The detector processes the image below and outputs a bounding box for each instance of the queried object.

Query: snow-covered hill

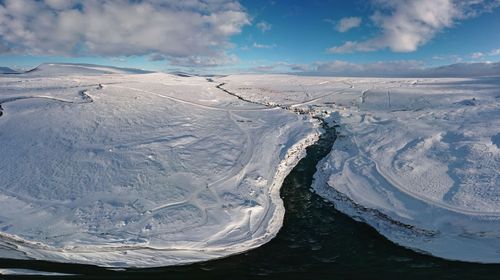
[0,65,318,267]
[23,63,153,76]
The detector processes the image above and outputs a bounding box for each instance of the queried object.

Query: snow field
[0,65,319,267]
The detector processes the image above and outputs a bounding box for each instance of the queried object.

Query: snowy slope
[0,65,319,267]
[220,74,500,263]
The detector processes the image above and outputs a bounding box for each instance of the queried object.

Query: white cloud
[336,17,362,32]
[327,41,378,53]
[246,61,309,73]
[469,48,500,60]
[168,54,239,67]
[489,48,500,56]
[433,53,464,63]
[0,0,250,66]
[313,60,425,76]
[328,0,500,53]
[256,21,272,32]
[471,52,485,59]
[253,42,276,49]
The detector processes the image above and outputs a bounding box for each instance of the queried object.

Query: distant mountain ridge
[425,62,500,77]
[24,63,154,76]
[301,61,500,78]
[3,61,499,78]
[0,67,18,74]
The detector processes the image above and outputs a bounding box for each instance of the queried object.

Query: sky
[0,0,500,75]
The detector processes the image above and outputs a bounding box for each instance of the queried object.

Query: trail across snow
[0,65,319,267]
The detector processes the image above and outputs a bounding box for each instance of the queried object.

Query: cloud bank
[303,60,500,77]
[471,48,500,59]
[0,0,250,66]
[328,0,500,53]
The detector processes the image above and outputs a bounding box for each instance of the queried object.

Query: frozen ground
[0,65,319,267]
[220,74,500,263]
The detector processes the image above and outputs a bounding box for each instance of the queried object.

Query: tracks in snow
[0,85,101,119]
[108,84,277,112]
[215,83,324,116]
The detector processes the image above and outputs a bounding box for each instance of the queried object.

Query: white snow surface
[220,74,500,263]
[0,268,75,276]
[0,66,319,267]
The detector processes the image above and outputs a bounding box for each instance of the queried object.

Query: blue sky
[1,0,499,75]
[235,0,500,65]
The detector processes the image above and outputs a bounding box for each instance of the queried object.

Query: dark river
[2,125,500,279]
